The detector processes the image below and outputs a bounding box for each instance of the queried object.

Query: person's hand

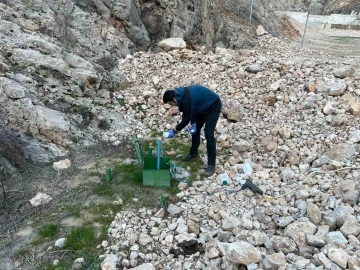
[167,129,176,138]
[189,124,197,135]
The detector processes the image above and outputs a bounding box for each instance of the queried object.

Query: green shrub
[38,224,59,238]
[63,227,96,250]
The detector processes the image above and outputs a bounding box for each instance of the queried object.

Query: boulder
[284,221,317,246]
[101,254,119,270]
[217,241,261,265]
[256,25,268,36]
[333,66,356,78]
[317,79,347,96]
[158,38,186,51]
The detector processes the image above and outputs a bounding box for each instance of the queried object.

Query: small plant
[98,119,111,130]
[14,247,31,259]
[38,224,59,238]
[64,205,81,217]
[113,164,142,185]
[76,105,94,128]
[97,55,118,70]
[163,139,191,156]
[91,204,120,224]
[93,182,115,198]
[150,130,162,138]
[63,227,96,250]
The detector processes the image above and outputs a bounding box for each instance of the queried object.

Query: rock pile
[99,33,360,269]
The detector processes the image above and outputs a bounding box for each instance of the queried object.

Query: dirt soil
[0,140,176,269]
[281,14,360,67]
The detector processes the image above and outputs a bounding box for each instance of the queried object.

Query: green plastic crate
[133,134,171,187]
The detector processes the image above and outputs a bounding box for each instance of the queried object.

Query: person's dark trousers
[189,99,222,166]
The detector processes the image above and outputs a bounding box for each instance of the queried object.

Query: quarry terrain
[1,0,360,269]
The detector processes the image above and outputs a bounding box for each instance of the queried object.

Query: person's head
[163,90,177,106]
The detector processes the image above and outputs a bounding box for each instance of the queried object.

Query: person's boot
[182,154,200,162]
[205,165,215,176]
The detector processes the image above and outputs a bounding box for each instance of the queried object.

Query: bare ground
[281,14,360,68]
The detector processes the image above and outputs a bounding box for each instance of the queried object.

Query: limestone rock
[307,203,322,225]
[128,263,155,270]
[350,102,360,115]
[217,241,261,265]
[29,192,53,207]
[167,204,182,215]
[158,38,186,51]
[52,159,71,171]
[262,252,287,270]
[325,231,348,245]
[233,140,252,152]
[138,233,153,246]
[333,66,356,78]
[222,100,243,122]
[317,79,347,96]
[343,190,360,206]
[325,144,357,161]
[270,236,297,255]
[236,230,267,246]
[327,247,349,269]
[349,130,360,143]
[256,25,268,36]
[306,234,325,247]
[55,238,66,248]
[340,215,360,237]
[246,64,262,73]
[284,221,317,246]
[101,254,119,270]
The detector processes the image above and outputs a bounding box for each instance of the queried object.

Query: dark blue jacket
[174,85,220,131]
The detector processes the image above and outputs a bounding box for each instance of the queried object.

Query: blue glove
[167,129,176,138]
[189,124,197,135]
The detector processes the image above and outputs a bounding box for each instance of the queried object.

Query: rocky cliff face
[318,0,359,15]
[0,0,257,165]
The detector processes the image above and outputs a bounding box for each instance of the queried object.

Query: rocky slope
[83,29,360,269]
[1,0,357,167]
[0,0,360,269]
[0,0,263,165]
[320,0,360,15]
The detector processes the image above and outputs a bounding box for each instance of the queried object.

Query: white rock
[167,204,182,215]
[340,215,360,236]
[55,238,66,248]
[152,76,160,85]
[327,247,349,269]
[217,241,261,265]
[138,233,153,246]
[207,247,220,259]
[349,130,360,143]
[101,240,109,248]
[262,252,287,269]
[29,192,53,207]
[52,159,71,170]
[158,38,186,51]
[101,254,119,270]
[256,25,268,36]
[323,101,335,115]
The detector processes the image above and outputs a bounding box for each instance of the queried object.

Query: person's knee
[204,130,215,141]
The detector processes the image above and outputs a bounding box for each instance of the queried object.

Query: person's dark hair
[163,90,175,103]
